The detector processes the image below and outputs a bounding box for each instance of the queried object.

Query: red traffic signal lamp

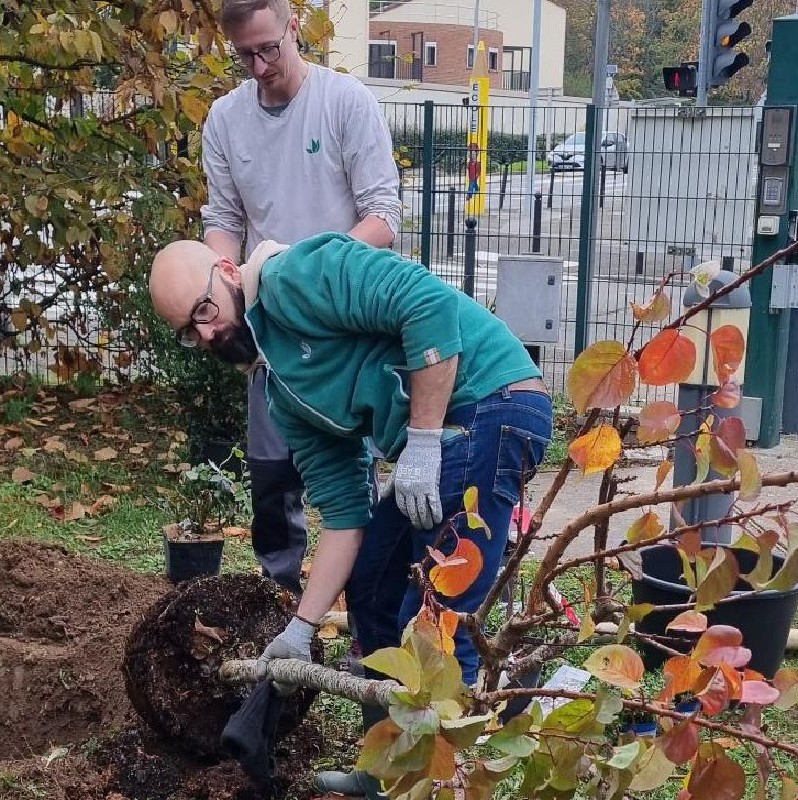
[709,0,753,87]
[663,62,698,97]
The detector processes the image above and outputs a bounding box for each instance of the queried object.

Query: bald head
[149,240,220,326]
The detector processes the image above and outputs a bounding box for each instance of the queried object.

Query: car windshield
[564,133,586,146]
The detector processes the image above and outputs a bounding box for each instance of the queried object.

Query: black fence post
[446,186,456,259]
[635,251,645,275]
[463,217,477,298]
[599,162,607,209]
[547,166,555,209]
[498,157,510,210]
[532,192,542,254]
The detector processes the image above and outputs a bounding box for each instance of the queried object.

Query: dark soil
[0,540,330,800]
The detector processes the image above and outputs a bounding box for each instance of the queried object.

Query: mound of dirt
[0,539,169,758]
[0,540,335,800]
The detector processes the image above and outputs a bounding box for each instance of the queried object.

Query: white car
[547,131,629,172]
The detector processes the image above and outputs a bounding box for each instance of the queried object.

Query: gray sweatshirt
[200,64,401,256]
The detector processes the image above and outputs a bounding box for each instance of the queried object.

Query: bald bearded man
[150,233,552,798]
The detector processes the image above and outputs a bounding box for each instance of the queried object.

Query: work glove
[256,616,315,695]
[382,427,443,530]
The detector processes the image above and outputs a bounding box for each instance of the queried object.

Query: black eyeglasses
[176,263,221,348]
[233,19,291,68]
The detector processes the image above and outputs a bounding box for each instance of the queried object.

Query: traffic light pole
[745,15,798,447]
[696,0,713,105]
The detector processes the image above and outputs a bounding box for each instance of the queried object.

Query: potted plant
[162,447,251,583]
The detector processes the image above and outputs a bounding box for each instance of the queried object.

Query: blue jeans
[346,387,553,685]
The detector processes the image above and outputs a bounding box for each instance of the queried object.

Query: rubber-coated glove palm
[382,427,443,530]
[256,616,315,695]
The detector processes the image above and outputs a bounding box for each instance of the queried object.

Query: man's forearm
[204,229,242,262]
[408,356,459,429]
[349,215,394,248]
[296,527,363,624]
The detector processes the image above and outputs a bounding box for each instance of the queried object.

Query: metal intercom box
[495,255,563,344]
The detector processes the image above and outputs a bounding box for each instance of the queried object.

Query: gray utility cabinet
[495,255,563,344]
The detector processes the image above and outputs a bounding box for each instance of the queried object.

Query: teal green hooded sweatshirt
[244,232,541,530]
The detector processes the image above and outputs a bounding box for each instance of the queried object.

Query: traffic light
[663,62,698,97]
[709,0,753,87]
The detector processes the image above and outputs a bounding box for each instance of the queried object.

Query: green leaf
[695,547,739,612]
[593,686,624,724]
[361,647,421,692]
[388,703,440,737]
[583,645,644,691]
[544,698,598,734]
[607,740,642,770]
[486,721,536,757]
[761,547,798,592]
[519,751,553,796]
[626,602,656,622]
[628,743,675,792]
[678,547,697,590]
[408,628,463,701]
[439,713,492,748]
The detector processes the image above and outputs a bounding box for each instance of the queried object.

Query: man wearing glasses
[201,0,400,609]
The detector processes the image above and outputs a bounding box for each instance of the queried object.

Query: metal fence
[382,101,760,401]
[2,98,760,404]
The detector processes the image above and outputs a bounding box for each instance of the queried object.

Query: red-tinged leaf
[582,644,644,690]
[566,340,638,414]
[638,329,697,386]
[695,667,731,716]
[439,609,459,640]
[740,680,780,706]
[773,667,798,710]
[429,538,483,597]
[678,529,702,556]
[658,719,700,765]
[463,486,478,514]
[666,611,708,633]
[638,401,681,445]
[356,719,404,776]
[568,424,622,475]
[736,450,761,502]
[11,466,37,484]
[427,546,447,565]
[631,287,671,323]
[660,655,703,701]
[717,662,743,701]
[687,743,746,800]
[693,625,751,669]
[710,325,745,384]
[710,379,741,409]
[709,418,746,478]
[656,459,673,489]
[627,511,664,544]
[428,734,457,780]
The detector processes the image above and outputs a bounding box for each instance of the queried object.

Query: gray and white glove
[256,616,315,695]
[382,427,443,530]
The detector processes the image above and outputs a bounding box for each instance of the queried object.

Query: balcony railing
[502,70,530,92]
[370,2,499,29]
[368,56,423,81]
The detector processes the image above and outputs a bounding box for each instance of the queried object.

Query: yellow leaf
[317,622,340,639]
[577,613,596,643]
[655,459,673,490]
[180,93,209,126]
[583,644,644,691]
[626,511,664,545]
[568,425,622,475]
[566,340,637,414]
[737,449,761,502]
[631,288,671,322]
[463,486,478,514]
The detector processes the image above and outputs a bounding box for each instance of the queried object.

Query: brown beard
[210,285,258,365]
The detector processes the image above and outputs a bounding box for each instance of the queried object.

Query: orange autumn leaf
[631,287,671,323]
[710,324,745,384]
[638,329,696,386]
[568,424,622,475]
[710,379,741,409]
[656,459,673,489]
[627,511,664,544]
[637,400,681,444]
[429,537,483,597]
[709,417,746,478]
[566,340,637,414]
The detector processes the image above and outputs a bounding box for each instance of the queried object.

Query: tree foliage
[554,0,793,102]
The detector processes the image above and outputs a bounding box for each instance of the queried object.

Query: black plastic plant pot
[163,528,225,584]
[631,543,798,678]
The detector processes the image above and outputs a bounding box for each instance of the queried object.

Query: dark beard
[210,285,259,365]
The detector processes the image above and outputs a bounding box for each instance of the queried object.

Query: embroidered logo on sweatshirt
[300,341,312,360]
[422,347,442,365]
[305,138,320,154]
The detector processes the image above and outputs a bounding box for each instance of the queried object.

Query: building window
[488,47,499,72]
[466,44,474,69]
[368,40,397,79]
[425,41,437,67]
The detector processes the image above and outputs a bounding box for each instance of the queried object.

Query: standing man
[201,0,400,595]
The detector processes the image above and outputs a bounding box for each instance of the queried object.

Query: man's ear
[216,256,243,287]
